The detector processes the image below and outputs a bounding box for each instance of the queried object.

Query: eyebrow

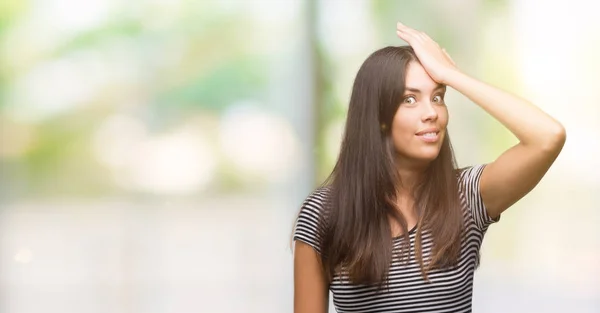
[404,84,446,94]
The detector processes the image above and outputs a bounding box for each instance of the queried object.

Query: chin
[401,150,441,167]
[395,145,443,165]
[419,153,441,163]
[418,146,442,161]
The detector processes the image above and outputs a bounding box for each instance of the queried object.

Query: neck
[394,158,429,194]
[396,168,420,193]
[392,165,423,234]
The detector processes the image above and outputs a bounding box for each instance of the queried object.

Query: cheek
[438,107,449,126]
[390,114,415,148]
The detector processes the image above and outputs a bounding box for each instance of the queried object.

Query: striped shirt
[293,164,500,313]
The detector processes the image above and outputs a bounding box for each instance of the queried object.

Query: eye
[404,96,416,105]
[433,95,444,104]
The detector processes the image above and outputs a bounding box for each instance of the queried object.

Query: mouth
[415,128,441,142]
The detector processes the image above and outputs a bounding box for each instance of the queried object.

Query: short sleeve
[292,188,329,254]
[458,164,500,232]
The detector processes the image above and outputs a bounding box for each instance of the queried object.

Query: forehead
[405,61,439,91]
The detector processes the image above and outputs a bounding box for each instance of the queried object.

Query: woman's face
[391,61,449,166]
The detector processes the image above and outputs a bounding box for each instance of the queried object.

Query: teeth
[422,132,436,138]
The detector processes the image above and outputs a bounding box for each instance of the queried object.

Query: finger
[415,30,440,47]
[396,22,423,40]
[396,29,410,41]
[396,29,419,44]
[417,32,430,44]
[398,30,424,44]
[442,49,453,63]
[396,21,418,33]
[442,48,456,66]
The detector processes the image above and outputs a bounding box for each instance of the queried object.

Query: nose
[421,101,438,122]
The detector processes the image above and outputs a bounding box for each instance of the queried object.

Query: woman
[292,22,566,313]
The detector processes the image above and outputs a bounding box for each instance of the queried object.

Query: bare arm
[445,71,566,218]
[395,21,567,218]
[294,241,329,313]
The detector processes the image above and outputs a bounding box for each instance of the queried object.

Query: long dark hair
[318,46,463,285]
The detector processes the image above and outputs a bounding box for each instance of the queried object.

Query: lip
[415,128,440,135]
[415,128,441,143]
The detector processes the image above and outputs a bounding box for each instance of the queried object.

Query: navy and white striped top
[293,164,500,313]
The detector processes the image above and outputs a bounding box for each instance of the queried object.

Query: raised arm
[396,22,566,219]
[443,71,565,218]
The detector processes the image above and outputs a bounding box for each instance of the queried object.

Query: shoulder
[456,164,500,231]
[301,186,331,214]
[456,164,486,185]
[292,186,331,253]
[456,164,488,197]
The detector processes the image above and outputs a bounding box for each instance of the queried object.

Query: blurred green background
[0,0,598,312]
